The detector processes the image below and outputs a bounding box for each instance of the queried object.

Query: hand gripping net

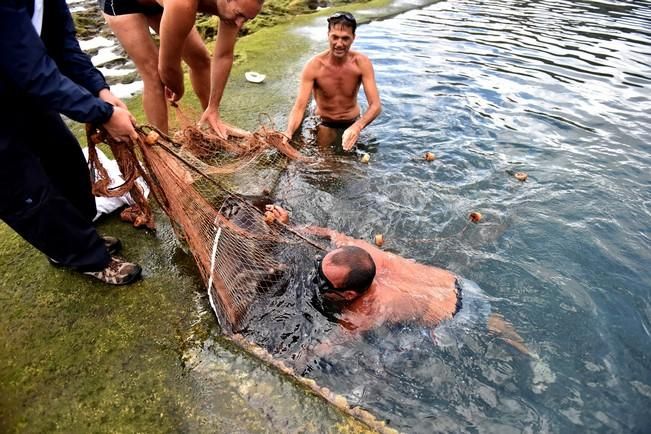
[86,121,324,333]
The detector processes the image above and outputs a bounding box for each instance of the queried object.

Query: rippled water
[256,0,651,432]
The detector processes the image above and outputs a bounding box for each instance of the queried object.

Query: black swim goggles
[327,11,356,24]
[313,256,338,294]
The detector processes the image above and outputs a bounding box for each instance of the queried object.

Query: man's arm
[283,60,316,144]
[0,3,136,142]
[198,20,241,138]
[158,0,199,102]
[342,54,382,151]
[55,0,129,112]
[55,0,110,97]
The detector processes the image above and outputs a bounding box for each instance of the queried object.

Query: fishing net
[87,119,326,333]
[85,118,395,432]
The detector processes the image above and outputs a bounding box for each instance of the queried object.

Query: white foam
[91,46,122,67]
[108,81,144,99]
[79,36,114,51]
[98,67,136,78]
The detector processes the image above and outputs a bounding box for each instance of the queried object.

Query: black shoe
[82,256,142,285]
[48,235,123,267]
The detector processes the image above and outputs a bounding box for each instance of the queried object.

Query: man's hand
[103,106,138,144]
[199,107,228,138]
[159,64,184,102]
[98,88,127,110]
[199,107,251,139]
[264,204,289,224]
[342,125,361,151]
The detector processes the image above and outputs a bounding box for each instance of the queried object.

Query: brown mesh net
[87,121,325,333]
[85,120,395,432]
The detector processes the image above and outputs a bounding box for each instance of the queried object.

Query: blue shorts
[432,278,493,347]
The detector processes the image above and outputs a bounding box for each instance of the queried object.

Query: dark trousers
[0,106,110,271]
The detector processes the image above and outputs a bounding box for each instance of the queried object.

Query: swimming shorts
[432,278,493,347]
[318,116,359,130]
[100,0,163,16]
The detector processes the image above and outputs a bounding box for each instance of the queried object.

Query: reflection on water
[248,0,651,432]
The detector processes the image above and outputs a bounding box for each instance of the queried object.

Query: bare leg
[487,313,531,356]
[316,125,338,147]
[104,12,168,133]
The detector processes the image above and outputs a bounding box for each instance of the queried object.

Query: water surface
[254,1,651,432]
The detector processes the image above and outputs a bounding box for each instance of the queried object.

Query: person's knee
[138,56,163,83]
[185,50,210,71]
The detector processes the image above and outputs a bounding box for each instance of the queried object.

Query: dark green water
[259,0,651,432]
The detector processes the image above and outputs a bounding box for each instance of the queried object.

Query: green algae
[0,210,372,433]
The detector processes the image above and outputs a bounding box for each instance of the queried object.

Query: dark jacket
[0,0,114,124]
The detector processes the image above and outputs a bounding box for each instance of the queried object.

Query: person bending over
[283,11,382,151]
[1,0,142,285]
[101,0,263,135]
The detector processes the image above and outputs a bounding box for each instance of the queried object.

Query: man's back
[326,233,459,332]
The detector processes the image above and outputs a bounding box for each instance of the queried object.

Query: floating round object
[145,131,159,145]
[245,71,266,83]
[514,171,528,181]
[263,211,275,224]
[424,151,436,161]
[374,234,384,247]
[360,152,370,163]
[469,212,482,223]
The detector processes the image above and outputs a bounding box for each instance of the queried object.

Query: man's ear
[341,290,360,301]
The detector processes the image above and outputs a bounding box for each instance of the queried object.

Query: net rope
[87,120,325,333]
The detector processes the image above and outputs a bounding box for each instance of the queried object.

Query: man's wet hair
[327,11,357,35]
[328,246,375,293]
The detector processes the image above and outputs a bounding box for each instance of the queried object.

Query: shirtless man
[101,0,263,135]
[264,205,529,354]
[283,11,382,151]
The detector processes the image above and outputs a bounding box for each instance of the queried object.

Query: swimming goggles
[327,11,356,24]
[314,256,338,294]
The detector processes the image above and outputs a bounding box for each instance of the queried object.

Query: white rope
[207,223,223,325]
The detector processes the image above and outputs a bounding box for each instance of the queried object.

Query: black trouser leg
[0,111,110,271]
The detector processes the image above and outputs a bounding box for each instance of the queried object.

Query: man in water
[264,205,529,354]
[101,0,263,136]
[283,11,382,151]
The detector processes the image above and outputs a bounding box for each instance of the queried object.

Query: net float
[374,234,384,247]
[514,171,528,181]
[145,131,160,145]
[469,212,482,223]
[360,153,370,163]
[424,151,436,161]
[263,211,275,224]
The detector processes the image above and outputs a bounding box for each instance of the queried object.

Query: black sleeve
[0,2,113,124]
[55,0,111,96]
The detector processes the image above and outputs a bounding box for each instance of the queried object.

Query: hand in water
[264,204,289,224]
[342,125,361,151]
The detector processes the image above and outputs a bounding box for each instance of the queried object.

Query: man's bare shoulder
[302,52,329,75]
[349,50,372,64]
